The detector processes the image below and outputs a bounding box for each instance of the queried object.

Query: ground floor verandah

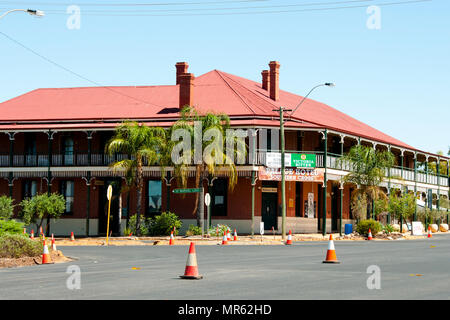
[1,167,448,236]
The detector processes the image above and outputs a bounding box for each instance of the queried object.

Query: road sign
[412,221,424,236]
[205,193,211,206]
[107,185,113,200]
[173,188,202,194]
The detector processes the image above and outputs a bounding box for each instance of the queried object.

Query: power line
[0,0,270,7]
[5,0,429,16]
[0,0,376,13]
[0,30,168,109]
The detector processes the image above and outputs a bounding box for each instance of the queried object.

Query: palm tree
[106,121,166,236]
[339,145,395,220]
[170,106,244,226]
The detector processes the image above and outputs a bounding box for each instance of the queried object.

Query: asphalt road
[1,234,450,300]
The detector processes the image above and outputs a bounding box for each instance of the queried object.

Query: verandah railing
[0,150,448,187]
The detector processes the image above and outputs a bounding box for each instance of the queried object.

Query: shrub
[0,219,25,236]
[19,193,65,230]
[356,219,382,236]
[128,214,150,236]
[208,224,231,237]
[148,212,182,236]
[0,234,43,258]
[185,224,203,236]
[123,227,133,236]
[383,224,395,234]
[0,196,14,220]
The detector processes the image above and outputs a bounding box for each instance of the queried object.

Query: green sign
[290,154,316,168]
[173,188,202,194]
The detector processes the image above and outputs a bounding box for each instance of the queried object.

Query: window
[147,180,162,215]
[60,180,74,214]
[23,180,37,200]
[24,133,37,166]
[62,137,74,165]
[211,179,227,216]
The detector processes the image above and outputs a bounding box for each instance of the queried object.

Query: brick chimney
[269,61,280,101]
[261,70,270,91]
[175,62,189,85]
[179,73,195,109]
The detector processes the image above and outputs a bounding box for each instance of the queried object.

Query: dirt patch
[0,250,74,269]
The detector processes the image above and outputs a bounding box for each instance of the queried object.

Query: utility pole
[273,106,292,240]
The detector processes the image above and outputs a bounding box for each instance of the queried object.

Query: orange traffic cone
[323,235,340,264]
[51,234,56,251]
[180,242,203,280]
[227,230,231,241]
[30,230,34,240]
[39,226,43,236]
[233,229,238,241]
[286,230,293,245]
[169,231,175,245]
[428,226,432,238]
[41,240,53,264]
[23,228,26,234]
[70,232,75,241]
[368,229,373,240]
[222,231,228,245]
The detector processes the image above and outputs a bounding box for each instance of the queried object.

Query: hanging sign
[291,153,316,168]
[258,167,324,182]
[265,153,316,168]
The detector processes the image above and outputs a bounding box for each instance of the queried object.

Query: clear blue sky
[0,0,448,155]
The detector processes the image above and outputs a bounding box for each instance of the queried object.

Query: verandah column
[414,152,417,221]
[8,132,15,197]
[322,129,328,236]
[86,131,93,237]
[339,135,344,236]
[437,157,441,225]
[46,130,54,237]
[447,161,449,224]
[387,145,391,224]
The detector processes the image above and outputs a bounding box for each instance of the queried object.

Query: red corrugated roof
[0,67,433,155]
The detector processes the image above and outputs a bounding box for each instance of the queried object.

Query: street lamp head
[27,9,45,17]
[324,82,335,87]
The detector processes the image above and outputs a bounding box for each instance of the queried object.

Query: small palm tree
[106,121,166,236]
[340,145,395,220]
[171,106,243,226]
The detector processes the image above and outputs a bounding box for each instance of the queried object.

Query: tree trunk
[192,165,202,227]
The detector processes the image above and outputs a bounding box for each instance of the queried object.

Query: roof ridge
[213,70,256,115]
[217,70,278,114]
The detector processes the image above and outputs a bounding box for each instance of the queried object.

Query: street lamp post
[276,83,335,240]
[0,9,44,20]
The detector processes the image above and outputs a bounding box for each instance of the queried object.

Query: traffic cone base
[323,235,340,264]
[180,243,203,280]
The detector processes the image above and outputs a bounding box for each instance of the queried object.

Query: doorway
[261,182,278,230]
[331,185,339,232]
